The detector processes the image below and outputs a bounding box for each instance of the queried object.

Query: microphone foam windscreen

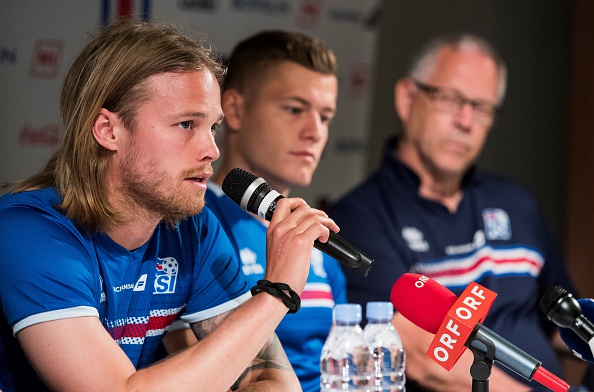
[222,168,257,204]
[390,273,457,334]
[559,298,594,363]
[540,285,568,317]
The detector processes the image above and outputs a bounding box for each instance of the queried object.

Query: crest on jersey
[154,257,178,294]
[482,208,511,240]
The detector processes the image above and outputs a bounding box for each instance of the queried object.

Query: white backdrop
[0,0,381,208]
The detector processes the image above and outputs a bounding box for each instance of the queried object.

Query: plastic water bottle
[363,302,406,391]
[320,303,373,391]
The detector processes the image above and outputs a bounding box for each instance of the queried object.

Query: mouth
[291,151,316,162]
[443,139,469,154]
[184,171,212,186]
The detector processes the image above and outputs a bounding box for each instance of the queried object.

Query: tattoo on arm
[190,309,293,390]
[231,333,293,390]
[190,311,229,339]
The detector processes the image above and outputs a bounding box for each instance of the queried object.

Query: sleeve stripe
[180,291,251,324]
[12,306,99,336]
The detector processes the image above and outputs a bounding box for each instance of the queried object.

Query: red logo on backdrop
[297,0,322,29]
[29,39,64,79]
[18,123,59,147]
[426,282,497,370]
[348,63,370,100]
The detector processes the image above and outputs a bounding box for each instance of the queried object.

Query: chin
[291,168,314,184]
[292,177,313,189]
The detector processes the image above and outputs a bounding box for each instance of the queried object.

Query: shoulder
[474,171,538,204]
[330,172,383,214]
[0,188,86,242]
[1,187,61,215]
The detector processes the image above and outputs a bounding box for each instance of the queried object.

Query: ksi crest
[482,208,511,240]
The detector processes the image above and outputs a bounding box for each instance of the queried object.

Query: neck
[104,180,163,251]
[103,218,158,251]
[395,145,464,213]
[418,177,463,213]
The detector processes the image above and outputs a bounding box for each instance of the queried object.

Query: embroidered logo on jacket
[482,208,511,240]
[402,226,429,252]
[154,257,178,294]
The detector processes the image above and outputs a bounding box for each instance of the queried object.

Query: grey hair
[408,33,507,104]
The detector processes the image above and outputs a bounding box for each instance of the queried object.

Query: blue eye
[179,121,192,130]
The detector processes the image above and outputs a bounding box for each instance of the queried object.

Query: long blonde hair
[9,21,225,233]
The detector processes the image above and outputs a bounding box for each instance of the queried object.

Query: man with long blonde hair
[0,21,338,391]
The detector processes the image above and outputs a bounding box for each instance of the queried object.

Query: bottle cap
[334,304,362,324]
[366,301,394,321]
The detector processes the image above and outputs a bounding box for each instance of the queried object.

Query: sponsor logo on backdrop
[179,0,218,11]
[328,7,361,23]
[347,63,371,99]
[18,123,59,147]
[361,4,382,30]
[334,137,367,154]
[296,0,321,29]
[101,0,152,24]
[29,39,63,79]
[1,46,17,65]
[231,0,291,15]
[328,4,381,29]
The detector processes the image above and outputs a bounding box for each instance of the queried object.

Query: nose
[198,129,220,162]
[300,112,324,142]
[454,101,474,131]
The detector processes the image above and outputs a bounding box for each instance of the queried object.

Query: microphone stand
[469,334,495,392]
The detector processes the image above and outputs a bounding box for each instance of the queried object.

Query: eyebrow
[172,111,225,122]
[284,96,337,114]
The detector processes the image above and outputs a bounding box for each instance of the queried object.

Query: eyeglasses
[413,80,500,125]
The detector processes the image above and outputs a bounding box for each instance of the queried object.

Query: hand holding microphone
[391,273,569,392]
[222,168,374,276]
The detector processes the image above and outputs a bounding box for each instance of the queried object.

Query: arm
[191,311,296,391]
[16,197,336,391]
[18,293,296,392]
[162,325,197,354]
[393,313,531,392]
[162,314,297,390]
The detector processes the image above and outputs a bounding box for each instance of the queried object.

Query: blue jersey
[329,137,575,390]
[0,188,250,391]
[205,183,347,392]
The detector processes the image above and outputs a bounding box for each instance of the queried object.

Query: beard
[119,140,209,226]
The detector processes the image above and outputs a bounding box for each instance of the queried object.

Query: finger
[267,197,308,226]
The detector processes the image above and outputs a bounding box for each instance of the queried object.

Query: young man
[164,30,346,392]
[0,21,339,391]
[329,34,579,390]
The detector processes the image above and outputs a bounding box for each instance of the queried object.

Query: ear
[395,78,416,123]
[221,89,245,132]
[92,108,121,151]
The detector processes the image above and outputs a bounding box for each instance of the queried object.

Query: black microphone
[540,286,594,362]
[221,168,373,276]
